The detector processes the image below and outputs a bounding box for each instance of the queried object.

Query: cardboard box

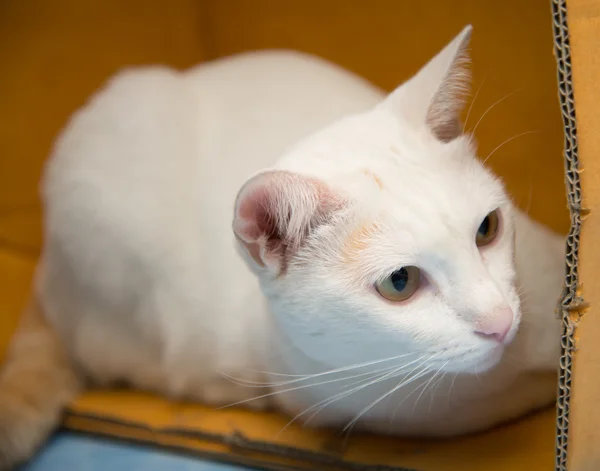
[0,0,594,469]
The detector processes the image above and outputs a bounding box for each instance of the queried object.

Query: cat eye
[476,210,500,246]
[375,266,421,302]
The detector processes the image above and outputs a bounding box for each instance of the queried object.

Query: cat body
[0,26,563,469]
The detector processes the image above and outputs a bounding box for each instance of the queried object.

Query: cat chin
[441,345,505,375]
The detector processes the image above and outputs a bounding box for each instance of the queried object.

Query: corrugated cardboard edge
[551,1,582,470]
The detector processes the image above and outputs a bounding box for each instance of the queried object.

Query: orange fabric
[0,1,572,470]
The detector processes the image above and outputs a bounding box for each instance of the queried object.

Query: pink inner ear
[234,179,288,268]
[236,186,274,242]
[234,235,266,267]
[233,171,345,271]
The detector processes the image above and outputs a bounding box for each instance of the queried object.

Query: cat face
[234,26,520,375]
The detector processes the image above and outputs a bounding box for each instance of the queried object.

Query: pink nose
[474,307,514,343]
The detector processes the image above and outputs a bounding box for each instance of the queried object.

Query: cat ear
[383,25,472,142]
[233,170,345,273]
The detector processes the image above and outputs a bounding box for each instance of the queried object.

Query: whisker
[220,362,400,389]
[516,286,534,295]
[482,130,539,165]
[291,353,435,430]
[391,358,455,424]
[516,287,535,300]
[342,353,442,432]
[474,370,483,389]
[517,297,532,306]
[517,297,533,307]
[217,353,425,411]
[228,352,417,385]
[405,378,432,411]
[220,353,418,388]
[525,181,534,216]
[447,373,458,408]
[469,88,522,135]
[389,377,430,426]
[463,74,487,131]
[390,353,457,423]
[428,372,448,414]
[412,361,449,413]
[216,365,399,410]
[410,379,433,414]
[276,364,409,436]
[348,365,433,433]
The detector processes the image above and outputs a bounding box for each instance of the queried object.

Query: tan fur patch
[342,221,382,263]
[0,298,82,469]
[361,169,383,189]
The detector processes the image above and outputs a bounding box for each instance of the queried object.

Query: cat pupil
[391,268,409,291]
[478,216,490,235]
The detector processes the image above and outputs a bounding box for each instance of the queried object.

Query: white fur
[37,28,564,437]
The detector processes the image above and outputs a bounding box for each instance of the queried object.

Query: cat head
[233,26,520,375]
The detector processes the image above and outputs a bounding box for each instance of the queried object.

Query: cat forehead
[370,156,506,210]
[280,109,488,179]
[282,110,437,164]
[277,107,508,235]
[372,160,505,231]
[336,155,509,270]
[353,179,504,241]
[339,184,510,285]
[320,117,507,211]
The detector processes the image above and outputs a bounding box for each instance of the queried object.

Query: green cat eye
[375,266,421,302]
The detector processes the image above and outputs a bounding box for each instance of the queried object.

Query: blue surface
[22,433,256,471]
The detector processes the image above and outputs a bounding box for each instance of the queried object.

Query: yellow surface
[0,0,206,256]
[0,1,570,470]
[67,391,557,471]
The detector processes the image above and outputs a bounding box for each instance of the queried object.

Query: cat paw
[0,392,55,470]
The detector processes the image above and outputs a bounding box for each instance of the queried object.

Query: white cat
[0,25,563,469]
